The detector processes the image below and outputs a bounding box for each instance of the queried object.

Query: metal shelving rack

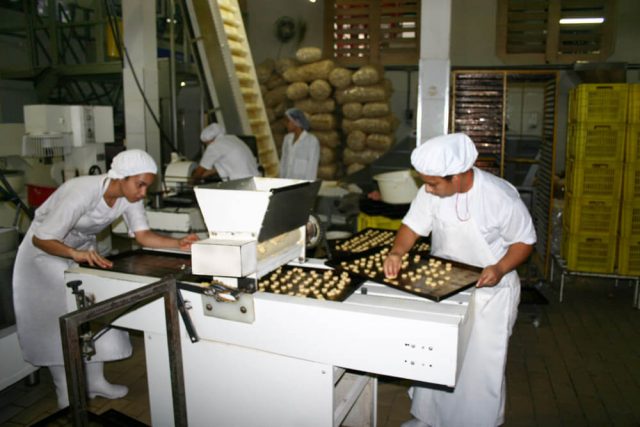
[450,70,559,279]
[451,72,506,176]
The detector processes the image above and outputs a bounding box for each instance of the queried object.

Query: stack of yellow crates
[562,84,628,272]
[618,84,640,274]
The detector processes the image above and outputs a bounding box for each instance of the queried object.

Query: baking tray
[327,248,481,302]
[329,228,431,261]
[79,249,209,283]
[257,264,365,302]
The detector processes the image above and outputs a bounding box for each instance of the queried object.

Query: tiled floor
[1,276,639,426]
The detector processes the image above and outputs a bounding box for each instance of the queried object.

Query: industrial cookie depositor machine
[64,177,476,426]
[191,177,320,283]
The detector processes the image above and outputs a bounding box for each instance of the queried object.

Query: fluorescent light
[559,17,604,25]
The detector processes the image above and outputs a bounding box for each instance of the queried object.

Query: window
[324,0,420,66]
[497,0,615,64]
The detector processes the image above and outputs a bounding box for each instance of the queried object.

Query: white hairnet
[107,149,158,179]
[411,133,478,176]
[285,108,310,131]
[200,123,226,142]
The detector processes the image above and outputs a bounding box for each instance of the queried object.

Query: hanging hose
[0,170,33,222]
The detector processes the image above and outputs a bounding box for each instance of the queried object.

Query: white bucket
[373,170,418,204]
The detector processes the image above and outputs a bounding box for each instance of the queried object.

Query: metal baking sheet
[257,265,365,302]
[80,250,208,283]
[329,228,430,261]
[327,249,481,302]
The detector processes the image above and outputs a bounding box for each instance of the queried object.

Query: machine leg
[560,272,565,303]
[634,279,639,309]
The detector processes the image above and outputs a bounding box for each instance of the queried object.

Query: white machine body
[191,177,316,279]
[22,104,113,178]
[65,261,472,427]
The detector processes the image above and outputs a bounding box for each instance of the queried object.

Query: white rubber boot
[48,365,69,409]
[85,361,128,400]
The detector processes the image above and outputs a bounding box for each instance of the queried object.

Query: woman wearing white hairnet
[383,134,536,427]
[279,108,320,180]
[191,122,260,183]
[12,149,199,409]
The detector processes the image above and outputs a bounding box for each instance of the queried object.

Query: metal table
[550,254,640,309]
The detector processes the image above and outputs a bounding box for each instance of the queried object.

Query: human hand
[71,249,113,269]
[476,264,504,288]
[178,233,199,251]
[383,252,402,279]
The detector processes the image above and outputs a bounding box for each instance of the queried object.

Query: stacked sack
[257,58,297,155]
[284,47,340,180]
[336,65,397,175]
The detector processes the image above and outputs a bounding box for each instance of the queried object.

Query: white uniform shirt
[13,174,147,365]
[279,130,320,180]
[200,135,260,180]
[403,167,536,259]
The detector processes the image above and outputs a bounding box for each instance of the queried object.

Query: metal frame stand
[550,254,640,309]
[59,277,188,426]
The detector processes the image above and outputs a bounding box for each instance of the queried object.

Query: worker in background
[279,108,320,180]
[383,133,536,427]
[12,149,199,409]
[191,122,260,184]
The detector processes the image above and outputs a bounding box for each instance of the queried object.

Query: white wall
[245,0,325,66]
[243,0,640,176]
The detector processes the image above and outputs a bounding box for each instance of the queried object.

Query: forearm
[134,230,199,251]
[33,235,113,268]
[134,230,180,249]
[389,224,419,256]
[32,236,76,259]
[496,242,533,275]
[476,242,533,287]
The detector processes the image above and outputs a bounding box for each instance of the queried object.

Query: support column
[417,0,451,144]
[122,0,162,183]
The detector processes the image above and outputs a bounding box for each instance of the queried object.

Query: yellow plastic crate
[626,124,640,163]
[622,161,640,200]
[561,227,616,273]
[563,192,620,235]
[620,199,640,238]
[566,122,626,162]
[617,236,640,275]
[357,213,402,231]
[569,84,628,123]
[565,159,623,197]
[628,84,640,124]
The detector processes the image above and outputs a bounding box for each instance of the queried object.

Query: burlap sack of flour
[294,98,336,114]
[295,47,323,64]
[342,102,363,120]
[335,84,389,104]
[346,130,366,151]
[328,67,352,89]
[352,64,383,86]
[314,130,341,148]
[283,59,336,83]
[309,79,332,101]
[309,113,337,131]
[286,82,309,101]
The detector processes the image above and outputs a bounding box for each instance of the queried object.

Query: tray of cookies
[328,247,481,302]
[257,265,365,302]
[330,228,430,260]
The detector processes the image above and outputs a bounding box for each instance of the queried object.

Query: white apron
[13,185,132,366]
[406,215,520,427]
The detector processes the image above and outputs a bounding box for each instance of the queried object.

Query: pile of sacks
[283,47,340,180]
[337,64,397,176]
[256,47,398,180]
